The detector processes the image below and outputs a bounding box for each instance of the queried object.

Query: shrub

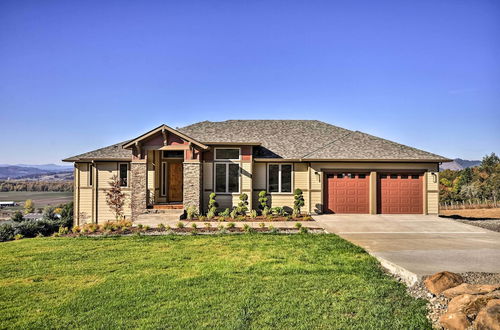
[198,215,206,222]
[266,214,273,221]
[72,226,81,234]
[0,223,15,242]
[302,215,313,221]
[268,225,278,234]
[204,222,212,228]
[217,224,225,230]
[259,222,265,228]
[258,190,268,211]
[165,225,171,231]
[293,188,305,217]
[58,226,69,235]
[299,227,309,234]
[294,222,302,229]
[176,222,185,229]
[243,224,254,233]
[14,234,24,240]
[207,210,216,220]
[191,223,198,229]
[219,208,230,218]
[137,224,144,230]
[226,222,236,229]
[186,206,197,220]
[236,215,246,221]
[229,208,238,220]
[11,211,24,222]
[237,193,249,215]
[272,207,285,216]
[144,225,150,231]
[262,206,271,217]
[250,210,257,219]
[208,193,218,215]
[158,223,166,231]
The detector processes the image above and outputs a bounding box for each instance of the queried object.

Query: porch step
[152,204,184,210]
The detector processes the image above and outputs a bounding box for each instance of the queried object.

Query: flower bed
[187,215,314,222]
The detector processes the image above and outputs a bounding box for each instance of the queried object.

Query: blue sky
[1,0,499,165]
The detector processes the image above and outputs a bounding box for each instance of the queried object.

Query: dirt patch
[439,207,500,220]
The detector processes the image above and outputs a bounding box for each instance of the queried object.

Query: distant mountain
[0,164,73,180]
[0,164,73,171]
[440,158,481,171]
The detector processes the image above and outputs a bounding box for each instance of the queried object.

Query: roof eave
[254,158,451,163]
[122,124,209,150]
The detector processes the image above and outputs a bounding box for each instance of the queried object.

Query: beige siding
[203,162,213,190]
[74,161,132,224]
[426,171,439,214]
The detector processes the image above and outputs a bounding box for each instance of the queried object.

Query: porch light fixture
[431,172,437,183]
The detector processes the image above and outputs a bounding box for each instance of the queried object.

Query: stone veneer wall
[131,162,147,221]
[183,162,202,212]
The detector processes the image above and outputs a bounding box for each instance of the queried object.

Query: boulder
[448,294,478,313]
[474,299,500,330]
[424,271,464,295]
[439,311,470,330]
[442,283,500,298]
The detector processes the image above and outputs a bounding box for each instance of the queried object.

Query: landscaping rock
[439,311,470,330]
[475,299,500,330]
[425,271,464,295]
[448,294,478,313]
[442,283,500,298]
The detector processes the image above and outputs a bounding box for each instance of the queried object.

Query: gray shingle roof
[63,120,449,162]
[63,141,132,162]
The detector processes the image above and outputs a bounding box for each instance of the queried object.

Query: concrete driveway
[314,214,500,284]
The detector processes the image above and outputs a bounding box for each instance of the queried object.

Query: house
[63,120,450,224]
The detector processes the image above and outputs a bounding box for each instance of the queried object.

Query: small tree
[24,199,34,214]
[258,191,268,211]
[105,175,126,220]
[237,193,249,215]
[293,188,305,217]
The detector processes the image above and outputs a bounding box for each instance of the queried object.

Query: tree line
[440,153,500,206]
[0,180,73,192]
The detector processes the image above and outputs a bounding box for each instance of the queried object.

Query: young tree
[105,175,126,220]
[237,193,249,215]
[258,191,268,210]
[23,199,34,214]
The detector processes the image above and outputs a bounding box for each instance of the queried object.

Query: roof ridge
[300,131,355,159]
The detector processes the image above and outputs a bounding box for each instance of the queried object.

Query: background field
[0,191,73,219]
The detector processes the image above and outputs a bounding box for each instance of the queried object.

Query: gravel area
[455,219,500,233]
[386,270,500,328]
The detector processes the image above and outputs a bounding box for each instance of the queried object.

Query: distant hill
[0,164,73,180]
[440,158,481,171]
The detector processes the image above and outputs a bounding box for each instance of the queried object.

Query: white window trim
[267,163,293,194]
[213,162,241,194]
[118,163,129,187]
[161,162,168,197]
[214,147,241,161]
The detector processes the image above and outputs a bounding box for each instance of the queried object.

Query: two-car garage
[324,172,423,214]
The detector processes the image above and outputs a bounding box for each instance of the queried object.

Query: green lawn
[0,234,430,329]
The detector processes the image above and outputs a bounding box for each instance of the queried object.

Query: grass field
[0,235,430,329]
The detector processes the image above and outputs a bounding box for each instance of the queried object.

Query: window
[215,148,240,160]
[348,173,356,179]
[88,164,93,186]
[215,163,240,193]
[268,164,292,193]
[163,150,184,158]
[411,175,420,179]
[401,175,409,179]
[337,174,344,179]
[358,174,366,179]
[390,174,398,179]
[380,174,387,179]
[119,163,128,187]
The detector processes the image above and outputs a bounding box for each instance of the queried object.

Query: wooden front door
[167,162,183,202]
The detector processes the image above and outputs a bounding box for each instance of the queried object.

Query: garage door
[324,173,369,213]
[378,174,423,214]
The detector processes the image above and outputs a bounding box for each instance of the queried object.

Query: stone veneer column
[130,161,147,222]
[183,162,202,213]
